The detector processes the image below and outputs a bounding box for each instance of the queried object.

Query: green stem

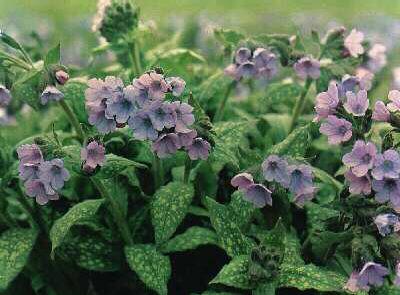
[91,177,133,246]
[289,78,312,132]
[0,51,32,70]
[59,100,85,143]
[128,41,142,76]
[183,156,192,184]
[213,81,236,122]
[152,156,164,190]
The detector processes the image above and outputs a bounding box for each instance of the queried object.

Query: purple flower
[0,85,11,107]
[17,144,43,164]
[187,138,211,160]
[253,48,278,79]
[288,164,314,196]
[344,271,361,293]
[237,61,257,79]
[19,163,40,182]
[85,76,123,109]
[105,85,137,123]
[338,75,360,98]
[355,68,374,91]
[177,130,197,147]
[371,149,400,180]
[88,107,117,134]
[235,47,252,64]
[293,186,317,208]
[319,115,352,145]
[372,178,400,207]
[367,44,386,73]
[152,133,181,158]
[132,72,169,105]
[81,141,106,171]
[171,101,195,133]
[343,90,369,116]
[231,173,254,191]
[148,101,177,131]
[262,155,290,187]
[25,179,59,205]
[38,159,70,191]
[40,86,64,105]
[344,170,371,195]
[224,64,239,80]
[314,81,339,121]
[128,111,158,141]
[55,70,69,85]
[344,29,364,58]
[387,90,400,112]
[357,262,389,289]
[374,213,400,236]
[342,141,377,177]
[395,262,400,286]
[293,57,320,80]
[372,101,390,122]
[166,77,186,97]
[243,184,272,208]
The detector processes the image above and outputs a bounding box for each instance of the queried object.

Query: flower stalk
[213,80,236,122]
[58,99,85,143]
[289,78,312,132]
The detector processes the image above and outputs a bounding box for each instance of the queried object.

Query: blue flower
[244,184,272,208]
[374,213,400,236]
[234,47,252,64]
[262,155,290,187]
[231,173,254,191]
[128,110,158,141]
[166,77,186,97]
[342,140,377,177]
[148,101,177,131]
[288,164,314,195]
[186,138,211,160]
[40,86,64,105]
[293,57,320,80]
[371,149,400,180]
[105,85,137,123]
[372,178,400,208]
[88,107,117,134]
[0,85,11,107]
[38,159,70,191]
[171,101,195,133]
[152,133,181,158]
[81,141,106,172]
[25,179,59,205]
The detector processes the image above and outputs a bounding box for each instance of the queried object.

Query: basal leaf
[151,182,194,244]
[305,202,339,231]
[228,191,256,229]
[98,154,147,179]
[125,244,171,295]
[161,226,218,253]
[50,199,104,254]
[0,228,38,291]
[281,232,304,267]
[205,197,255,257]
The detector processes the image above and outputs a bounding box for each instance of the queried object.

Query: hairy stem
[289,78,312,132]
[128,41,143,76]
[58,100,85,143]
[213,81,236,122]
[152,156,164,190]
[183,156,192,184]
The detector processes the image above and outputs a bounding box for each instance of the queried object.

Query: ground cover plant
[1,1,400,294]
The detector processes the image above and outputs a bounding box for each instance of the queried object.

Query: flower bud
[55,70,69,85]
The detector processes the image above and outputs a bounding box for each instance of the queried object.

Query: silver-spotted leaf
[228,191,256,229]
[151,182,194,244]
[11,69,42,110]
[98,154,147,179]
[63,82,87,123]
[281,232,304,267]
[125,244,171,295]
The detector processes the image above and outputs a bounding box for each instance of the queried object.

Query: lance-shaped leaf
[161,226,219,253]
[205,197,255,257]
[214,28,245,46]
[151,182,194,244]
[260,82,302,112]
[44,43,60,68]
[125,244,171,295]
[0,228,38,291]
[98,154,147,179]
[281,232,304,267]
[63,81,87,123]
[312,166,343,193]
[228,191,256,229]
[11,69,42,110]
[50,199,104,254]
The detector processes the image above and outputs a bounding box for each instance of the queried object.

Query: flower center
[362,154,372,164]
[383,160,393,171]
[338,125,348,135]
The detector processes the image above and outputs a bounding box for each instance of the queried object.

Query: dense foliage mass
[1,0,400,294]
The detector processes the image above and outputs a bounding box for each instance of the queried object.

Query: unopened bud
[55,70,69,85]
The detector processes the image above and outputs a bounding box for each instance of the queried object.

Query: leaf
[149,48,205,69]
[210,255,254,290]
[281,232,304,267]
[305,202,339,231]
[228,191,256,229]
[0,31,25,52]
[278,264,347,292]
[151,182,194,244]
[312,166,343,193]
[161,226,218,253]
[253,282,277,295]
[63,82,87,123]
[97,154,147,179]
[258,219,286,252]
[214,28,245,46]
[50,199,104,255]
[125,244,171,295]
[196,70,231,105]
[0,228,38,291]
[11,69,42,110]
[205,197,255,257]
[44,43,60,68]
[260,82,302,112]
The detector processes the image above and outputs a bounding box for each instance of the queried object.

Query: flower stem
[128,41,143,76]
[213,81,236,122]
[91,177,134,246]
[152,156,164,190]
[183,156,192,184]
[289,78,312,132]
[58,100,85,143]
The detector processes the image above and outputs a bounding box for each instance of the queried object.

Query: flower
[237,61,257,79]
[85,76,123,109]
[338,75,360,97]
[152,133,181,158]
[0,85,11,107]
[40,86,64,105]
[231,173,254,191]
[17,144,43,164]
[372,178,400,207]
[171,101,195,133]
[374,213,400,236]
[319,115,352,145]
[187,138,211,160]
[81,141,106,171]
[371,149,400,180]
[293,186,317,207]
[293,57,320,80]
[148,101,176,131]
[355,67,374,91]
[38,159,70,191]
[262,155,290,187]
[367,43,387,73]
[128,111,158,141]
[235,47,252,64]
[243,184,272,208]
[288,164,314,195]
[357,262,389,289]
[344,29,364,57]
[372,101,390,122]
[344,170,371,195]
[166,77,186,96]
[25,179,59,205]
[177,130,197,147]
[55,70,69,85]
[342,140,376,177]
[387,90,400,112]
[105,85,137,123]
[395,262,400,286]
[253,48,278,79]
[132,72,169,104]
[314,81,339,121]
[344,272,361,293]
[343,90,369,116]
[88,107,117,134]
[224,64,239,80]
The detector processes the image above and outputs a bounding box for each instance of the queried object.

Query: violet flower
[17,144,43,164]
[371,149,400,180]
[235,47,252,64]
[253,48,278,79]
[38,159,70,191]
[343,90,369,116]
[372,101,390,122]
[0,85,11,107]
[81,141,106,171]
[357,262,389,289]
[177,130,197,147]
[387,90,400,112]
[344,29,364,58]
[342,140,377,177]
[344,271,361,293]
[19,163,41,182]
[224,64,239,81]
[152,133,181,158]
[288,164,314,196]
[166,77,186,97]
[372,178,400,207]
[293,186,317,208]
[88,107,117,134]
[395,262,400,286]
[171,101,195,133]
[148,101,177,131]
[40,86,64,105]
[105,85,137,123]
[374,213,400,236]
[128,111,158,141]
[132,72,169,104]
[243,183,272,208]
[262,155,290,187]
[85,76,124,109]
[314,81,339,121]
[187,138,211,160]
[55,70,69,85]
[319,115,352,145]
[231,173,254,191]
[344,169,371,195]
[237,61,257,79]
[293,57,320,80]
[25,179,59,205]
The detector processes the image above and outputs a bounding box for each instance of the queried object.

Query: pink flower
[314,81,339,122]
[387,90,400,112]
[372,101,390,122]
[343,90,369,116]
[344,169,371,195]
[344,29,364,57]
[319,115,352,145]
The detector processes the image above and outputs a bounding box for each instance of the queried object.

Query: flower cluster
[17,144,70,205]
[224,47,278,81]
[85,71,211,159]
[231,155,316,208]
[345,262,389,292]
[81,140,106,173]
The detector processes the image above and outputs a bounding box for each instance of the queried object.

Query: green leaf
[0,31,25,52]
[97,154,147,179]
[281,232,304,267]
[149,48,205,69]
[253,282,277,295]
[151,182,194,244]
[278,264,347,292]
[44,43,61,68]
[210,255,254,290]
[50,199,104,255]
[125,244,171,295]
[161,226,218,253]
[63,82,87,123]
[11,69,42,110]
[260,82,302,112]
[228,191,256,229]
[258,219,285,252]
[0,228,38,291]
[214,28,245,46]
[305,202,339,231]
[205,197,255,257]
[312,166,343,193]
